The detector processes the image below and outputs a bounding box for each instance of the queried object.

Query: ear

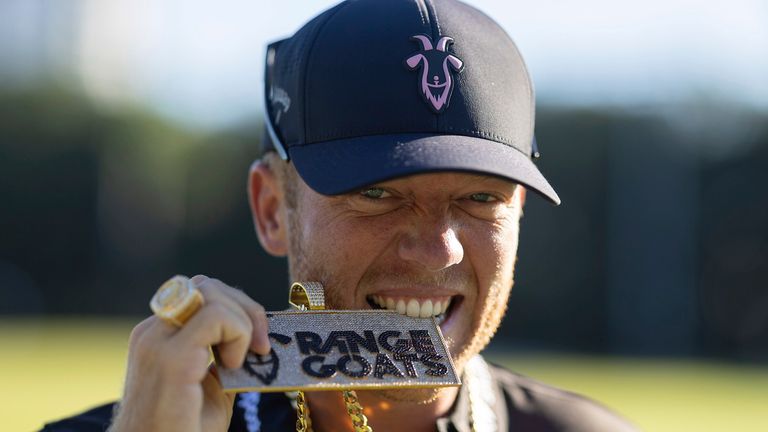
[518,185,527,207]
[248,160,288,256]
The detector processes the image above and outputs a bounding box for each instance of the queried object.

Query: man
[44,0,636,431]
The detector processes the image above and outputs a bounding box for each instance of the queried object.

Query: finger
[128,316,156,347]
[176,301,252,369]
[191,276,253,333]
[128,316,178,362]
[201,370,235,426]
[223,287,271,355]
[208,362,221,383]
[202,369,232,404]
[192,275,271,355]
[192,276,262,357]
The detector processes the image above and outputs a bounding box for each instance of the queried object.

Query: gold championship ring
[150,275,205,326]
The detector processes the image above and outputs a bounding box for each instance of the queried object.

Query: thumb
[201,369,236,430]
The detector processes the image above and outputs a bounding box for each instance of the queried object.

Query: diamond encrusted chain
[465,355,497,432]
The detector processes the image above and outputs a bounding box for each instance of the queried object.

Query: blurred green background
[1,1,767,431]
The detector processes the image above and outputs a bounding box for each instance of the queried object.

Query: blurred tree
[1,85,766,361]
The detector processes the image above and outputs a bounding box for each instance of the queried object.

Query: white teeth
[420,299,433,318]
[396,299,406,314]
[370,296,453,319]
[406,299,420,317]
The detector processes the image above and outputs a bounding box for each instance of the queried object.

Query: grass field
[2,318,767,431]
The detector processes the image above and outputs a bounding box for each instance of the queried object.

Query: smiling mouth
[366,295,459,325]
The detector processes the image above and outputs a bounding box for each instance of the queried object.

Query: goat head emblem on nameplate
[215,282,460,393]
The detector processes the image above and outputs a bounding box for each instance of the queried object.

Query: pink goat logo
[405,34,464,113]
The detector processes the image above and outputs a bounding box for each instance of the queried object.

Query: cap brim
[289,133,560,205]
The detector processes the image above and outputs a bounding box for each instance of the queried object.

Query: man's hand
[109,275,271,432]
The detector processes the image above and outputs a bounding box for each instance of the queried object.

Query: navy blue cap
[264,0,560,205]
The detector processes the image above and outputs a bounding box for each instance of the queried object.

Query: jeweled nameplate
[215,310,460,393]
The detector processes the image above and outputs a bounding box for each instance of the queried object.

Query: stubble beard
[283,184,518,405]
[286,224,515,406]
[364,275,512,406]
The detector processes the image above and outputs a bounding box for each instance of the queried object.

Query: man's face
[282,170,524,371]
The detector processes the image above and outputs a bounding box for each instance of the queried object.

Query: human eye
[468,192,498,203]
[360,187,391,200]
[456,190,513,221]
[350,186,400,215]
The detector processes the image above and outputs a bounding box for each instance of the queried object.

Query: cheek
[466,218,520,288]
[493,221,520,265]
[301,212,400,278]
[336,218,400,265]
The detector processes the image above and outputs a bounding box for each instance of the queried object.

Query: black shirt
[41,360,636,432]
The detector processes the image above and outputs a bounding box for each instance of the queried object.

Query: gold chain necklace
[286,282,496,432]
[293,389,372,432]
[294,390,312,432]
[289,283,373,432]
[290,356,497,432]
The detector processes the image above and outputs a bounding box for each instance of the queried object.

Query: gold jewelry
[288,357,496,432]
[289,282,323,432]
[150,275,204,326]
[295,390,313,432]
[343,390,373,432]
[291,389,373,432]
[288,281,326,310]
[285,282,496,432]
[289,281,374,432]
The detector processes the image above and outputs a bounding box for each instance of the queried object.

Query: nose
[398,221,464,272]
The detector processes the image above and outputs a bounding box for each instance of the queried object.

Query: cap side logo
[269,85,291,124]
[405,35,464,113]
